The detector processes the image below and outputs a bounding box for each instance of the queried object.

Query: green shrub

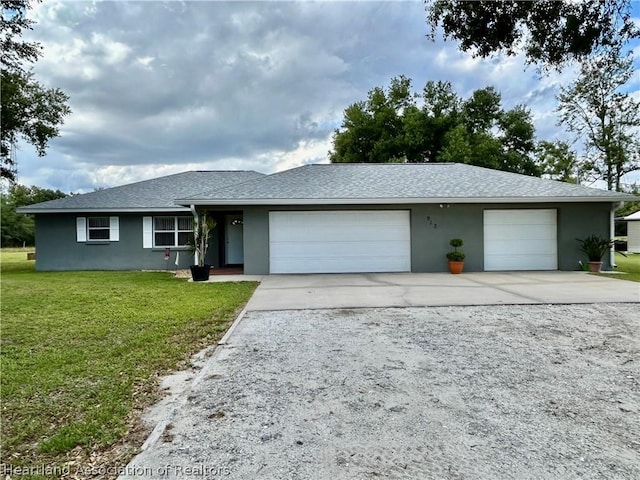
[577,235,613,261]
[446,238,465,261]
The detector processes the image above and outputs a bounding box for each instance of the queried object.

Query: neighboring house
[623,211,640,253]
[19,163,634,273]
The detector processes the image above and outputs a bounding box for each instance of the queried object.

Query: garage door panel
[272,255,411,274]
[270,240,406,258]
[485,239,558,256]
[484,210,556,225]
[271,211,405,226]
[484,224,556,240]
[484,254,557,271]
[269,211,411,274]
[484,209,557,271]
[271,225,405,243]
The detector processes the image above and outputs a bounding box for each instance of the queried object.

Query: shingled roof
[19,164,634,213]
[177,163,634,205]
[18,171,264,213]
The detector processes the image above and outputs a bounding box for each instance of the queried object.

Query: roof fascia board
[177,196,632,206]
[17,207,192,214]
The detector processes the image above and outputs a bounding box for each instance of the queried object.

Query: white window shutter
[76,217,87,242]
[142,216,153,248]
[109,216,119,241]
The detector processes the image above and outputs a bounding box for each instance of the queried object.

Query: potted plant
[189,212,216,281]
[446,238,465,274]
[577,235,613,273]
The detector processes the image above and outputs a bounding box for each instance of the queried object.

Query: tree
[414,80,461,163]
[330,76,413,164]
[0,0,41,71]
[0,183,66,246]
[1,70,71,179]
[1,0,71,182]
[556,46,640,191]
[330,76,540,176]
[462,86,501,133]
[425,0,639,68]
[535,140,584,184]
[438,87,539,175]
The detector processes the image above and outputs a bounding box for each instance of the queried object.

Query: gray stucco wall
[557,202,613,270]
[239,202,616,275]
[34,213,200,271]
[242,207,270,275]
[34,202,616,273]
[413,202,614,272]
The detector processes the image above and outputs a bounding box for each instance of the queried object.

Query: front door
[225,215,244,265]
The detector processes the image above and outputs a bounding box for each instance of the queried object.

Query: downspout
[190,205,199,266]
[610,202,621,269]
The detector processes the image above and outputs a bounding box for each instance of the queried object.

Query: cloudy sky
[13,0,640,193]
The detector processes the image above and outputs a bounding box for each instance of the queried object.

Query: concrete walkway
[245,272,640,310]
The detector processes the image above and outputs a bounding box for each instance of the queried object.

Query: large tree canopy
[425,0,639,68]
[556,47,640,192]
[1,0,71,182]
[330,76,540,176]
[535,140,583,185]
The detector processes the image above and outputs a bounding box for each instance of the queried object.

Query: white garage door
[484,209,557,271]
[269,211,411,274]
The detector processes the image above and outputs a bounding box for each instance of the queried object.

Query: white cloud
[90,32,131,65]
[12,0,640,193]
[258,134,334,174]
[136,56,155,69]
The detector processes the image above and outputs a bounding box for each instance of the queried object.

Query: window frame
[76,216,119,243]
[86,217,111,241]
[152,215,193,248]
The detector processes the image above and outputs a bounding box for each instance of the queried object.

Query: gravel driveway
[123,303,639,480]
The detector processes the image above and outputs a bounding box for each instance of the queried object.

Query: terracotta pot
[588,261,603,273]
[448,261,464,274]
[190,265,211,282]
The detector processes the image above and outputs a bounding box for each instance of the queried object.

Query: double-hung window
[87,217,111,240]
[152,216,193,247]
[76,216,119,242]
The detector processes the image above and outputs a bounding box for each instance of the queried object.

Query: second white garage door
[484,209,557,271]
[269,211,411,274]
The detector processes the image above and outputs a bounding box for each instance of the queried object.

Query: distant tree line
[1,184,66,246]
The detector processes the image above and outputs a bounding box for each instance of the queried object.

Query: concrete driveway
[246,272,640,310]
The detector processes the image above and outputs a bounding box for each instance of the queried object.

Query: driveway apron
[246,272,640,310]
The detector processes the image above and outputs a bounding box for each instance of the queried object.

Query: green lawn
[0,249,257,475]
[600,252,640,282]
